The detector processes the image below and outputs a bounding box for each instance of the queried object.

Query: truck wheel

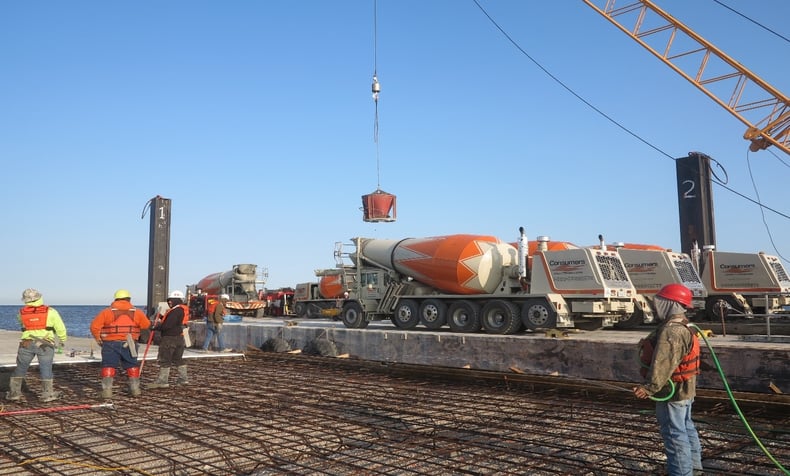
[420,299,447,330]
[447,300,481,333]
[481,300,522,335]
[341,301,368,329]
[294,302,307,318]
[521,299,557,330]
[392,299,420,329]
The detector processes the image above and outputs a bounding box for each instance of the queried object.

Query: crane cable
[371,0,382,190]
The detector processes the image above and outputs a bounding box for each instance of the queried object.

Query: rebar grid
[0,352,787,476]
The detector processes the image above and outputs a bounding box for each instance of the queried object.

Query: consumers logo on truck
[625,262,659,273]
[720,264,755,275]
[550,259,586,273]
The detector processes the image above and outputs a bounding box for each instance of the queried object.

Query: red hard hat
[656,283,692,308]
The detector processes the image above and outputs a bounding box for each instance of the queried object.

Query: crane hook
[371,75,381,102]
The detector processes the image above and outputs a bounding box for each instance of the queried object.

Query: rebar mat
[0,352,787,475]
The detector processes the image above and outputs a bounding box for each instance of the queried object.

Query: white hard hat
[22,288,42,303]
[220,294,230,300]
[168,290,185,299]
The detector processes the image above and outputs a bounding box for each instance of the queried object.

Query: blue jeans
[13,341,55,380]
[100,340,139,371]
[655,399,703,476]
[202,321,225,350]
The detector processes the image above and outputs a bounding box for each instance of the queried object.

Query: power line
[711,0,790,44]
[472,0,789,259]
[471,1,789,219]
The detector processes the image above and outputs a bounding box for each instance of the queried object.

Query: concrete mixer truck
[187,264,268,319]
[692,245,790,319]
[294,228,638,333]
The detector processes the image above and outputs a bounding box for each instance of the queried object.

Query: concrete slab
[186,318,790,395]
[0,331,242,369]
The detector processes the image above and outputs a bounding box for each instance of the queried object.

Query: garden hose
[689,323,789,475]
[649,378,675,402]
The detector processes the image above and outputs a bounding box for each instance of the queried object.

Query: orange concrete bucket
[362,189,396,222]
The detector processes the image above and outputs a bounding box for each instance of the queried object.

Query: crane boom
[582,0,790,155]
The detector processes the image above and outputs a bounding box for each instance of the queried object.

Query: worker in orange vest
[90,289,151,399]
[6,288,68,402]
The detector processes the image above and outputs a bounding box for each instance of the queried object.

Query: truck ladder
[377,283,407,314]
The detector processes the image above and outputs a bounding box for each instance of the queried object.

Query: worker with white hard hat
[148,290,190,389]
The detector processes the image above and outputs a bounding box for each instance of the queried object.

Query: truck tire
[447,300,481,333]
[481,300,522,335]
[341,301,369,329]
[392,299,420,329]
[293,302,308,318]
[521,299,557,330]
[419,299,447,330]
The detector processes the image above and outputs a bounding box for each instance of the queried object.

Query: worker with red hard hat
[634,283,703,476]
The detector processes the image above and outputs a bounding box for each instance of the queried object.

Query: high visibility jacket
[157,303,189,336]
[17,300,68,345]
[20,305,50,331]
[207,299,218,316]
[91,299,151,342]
[639,320,701,382]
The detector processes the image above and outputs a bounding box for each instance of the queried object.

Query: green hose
[689,323,789,475]
[650,378,675,402]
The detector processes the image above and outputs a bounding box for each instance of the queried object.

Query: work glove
[56,343,64,354]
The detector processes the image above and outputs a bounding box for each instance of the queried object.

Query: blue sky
[1,1,788,305]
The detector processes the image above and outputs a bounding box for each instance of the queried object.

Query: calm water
[0,305,140,338]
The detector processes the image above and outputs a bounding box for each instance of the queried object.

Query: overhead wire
[471,0,790,260]
[709,0,790,262]
[710,0,790,44]
[746,150,790,261]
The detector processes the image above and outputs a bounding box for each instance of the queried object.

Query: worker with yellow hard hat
[90,289,151,399]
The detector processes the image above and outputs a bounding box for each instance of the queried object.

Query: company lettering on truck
[549,259,586,272]
[625,262,659,273]
[720,264,756,274]
[549,259,594,282]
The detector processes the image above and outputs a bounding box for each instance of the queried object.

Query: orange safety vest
[20,306,50,331]
[100,308,142,341]
[163,303,190,325]
[206,299,218,316]
[639,322,701,382]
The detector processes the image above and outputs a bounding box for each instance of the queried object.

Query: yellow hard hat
[114,289,131,300]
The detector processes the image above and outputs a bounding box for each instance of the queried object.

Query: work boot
[128,377,141,397]
[126,367,141,397]
[176,365,189,385]
[39,379,61,403]
[5,377,24,401]
[101,377,114,399]
[146,367,170,389]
